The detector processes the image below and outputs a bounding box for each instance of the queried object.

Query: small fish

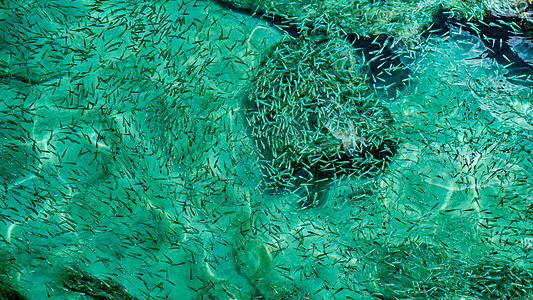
[425,8,533,87]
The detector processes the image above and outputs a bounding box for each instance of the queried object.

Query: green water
[1,0,533,299]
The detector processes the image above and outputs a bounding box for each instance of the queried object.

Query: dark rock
[0,281,27,300]
[62,266,138,300]
[245,33,398,206]
[425,6,533,87]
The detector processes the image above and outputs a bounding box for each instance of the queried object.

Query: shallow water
[1,0,533,299]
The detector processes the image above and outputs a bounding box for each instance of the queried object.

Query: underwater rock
[215,0,533,93]
[426,4,533,87]
[214,0,524,31]
[213,0,412,99]
[0,281,27,300]
[368,241,533,299]
[246,33,398,206]
[0,248,26,300]
[212,0,470,41]
[225,0,533,207]
[62,266,138,300]
[347,34,410,99]
[465,257,533,299]
[369,242,454,299]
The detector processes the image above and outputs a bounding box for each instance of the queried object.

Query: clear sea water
[1,0,533,299]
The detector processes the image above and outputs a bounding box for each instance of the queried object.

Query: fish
[244,33,400,207]
[62,265,139,300]
[424,5,533,87]
[212,0,410,100]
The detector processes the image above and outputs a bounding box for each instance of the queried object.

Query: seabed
[1,0,533,299]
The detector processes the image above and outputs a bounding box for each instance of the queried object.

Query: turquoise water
[1,0,533,299]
